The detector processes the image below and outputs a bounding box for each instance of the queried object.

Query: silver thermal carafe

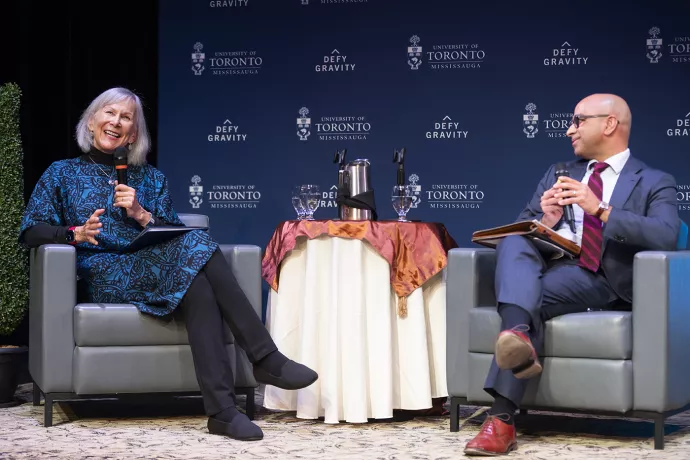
[337,159,377,221]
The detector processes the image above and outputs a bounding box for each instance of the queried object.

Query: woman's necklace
[89,155,116,185]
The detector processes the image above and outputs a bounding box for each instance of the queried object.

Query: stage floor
[1,384,688,459]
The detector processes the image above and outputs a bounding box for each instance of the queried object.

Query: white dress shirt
[555,149,631,247]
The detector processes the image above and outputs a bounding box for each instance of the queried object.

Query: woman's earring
[89,130,94,141]
[127,143,133,151]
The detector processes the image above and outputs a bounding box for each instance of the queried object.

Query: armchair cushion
[467,353,634,412]
[469,307,632,360]
[73,345,237,394]
[74,304,234,347]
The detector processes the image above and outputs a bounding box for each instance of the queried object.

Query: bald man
[464,94,680,456]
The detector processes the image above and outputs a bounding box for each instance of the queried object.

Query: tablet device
[126,226,208,252]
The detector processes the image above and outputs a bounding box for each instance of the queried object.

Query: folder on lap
[472,219,581,258]
[126,226,208,252]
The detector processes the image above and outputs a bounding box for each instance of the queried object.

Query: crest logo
[189,175,203,208]
[191,42,205,76]
[301,0,309,4]
[408,174,422,208]
[408,35,423,70]
[299,109,371,141]
[523,103,539,138]
[297,107,311,141]
[647,27,663,63]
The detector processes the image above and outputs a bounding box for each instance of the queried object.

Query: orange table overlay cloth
[261,220,459,317]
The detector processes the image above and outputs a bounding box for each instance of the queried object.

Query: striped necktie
[578,162,610,272]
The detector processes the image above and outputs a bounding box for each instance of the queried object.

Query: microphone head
[555,162,569,177]
[113,146,128,166]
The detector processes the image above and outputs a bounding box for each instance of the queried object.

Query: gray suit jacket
[516,155,680,302]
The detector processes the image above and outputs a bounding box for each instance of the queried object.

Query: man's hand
[539,187,563,228]
[554,176,600,216]
[114,182,151,226]
[74,209,104,245]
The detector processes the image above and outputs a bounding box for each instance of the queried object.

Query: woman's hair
[75,87,151,166]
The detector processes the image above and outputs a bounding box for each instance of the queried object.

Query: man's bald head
[566,93,632,161]
[581,93,631,128]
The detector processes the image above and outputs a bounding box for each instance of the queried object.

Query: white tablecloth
[263,235,447,423]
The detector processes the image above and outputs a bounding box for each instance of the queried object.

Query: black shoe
[207,413,264,441]
[253,360,318,390]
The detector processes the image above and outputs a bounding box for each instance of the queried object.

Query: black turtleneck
[83,146,115,165]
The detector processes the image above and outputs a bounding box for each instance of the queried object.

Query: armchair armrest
[29,245,76,393]
[446,248,497,397]
[633,250,690,412]
[218,244,262,320]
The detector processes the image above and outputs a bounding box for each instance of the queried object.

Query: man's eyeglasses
[571,114,618,128]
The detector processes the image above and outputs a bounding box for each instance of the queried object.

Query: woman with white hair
[19,87,317,441]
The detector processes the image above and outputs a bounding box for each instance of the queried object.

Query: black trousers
[179,248,277,416]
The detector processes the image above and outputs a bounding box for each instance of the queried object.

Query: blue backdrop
[158,0,690,253]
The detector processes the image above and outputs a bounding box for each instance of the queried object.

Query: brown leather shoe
[464,415,517,456]
[495,328,542,379]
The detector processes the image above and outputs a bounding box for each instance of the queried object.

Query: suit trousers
[179,248,277,416]
[484,235,623,406]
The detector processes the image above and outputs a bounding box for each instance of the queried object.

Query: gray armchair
[29,214,260,427]
[446,226,690,450]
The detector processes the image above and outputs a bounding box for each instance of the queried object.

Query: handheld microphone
[554,162,576,233]
[113,146,129,220]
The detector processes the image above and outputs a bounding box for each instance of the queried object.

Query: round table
[261,219,458,423]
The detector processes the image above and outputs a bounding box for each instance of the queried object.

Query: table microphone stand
[333,149,348,219]
[393,147,406,186]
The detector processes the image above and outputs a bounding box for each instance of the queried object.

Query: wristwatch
[147,213,156,226]
[595,201,610,218]
[66,226,77,245]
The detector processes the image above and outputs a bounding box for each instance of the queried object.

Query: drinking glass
[292,186,306,220]
[300,184,321,220]
[391,185,413,222]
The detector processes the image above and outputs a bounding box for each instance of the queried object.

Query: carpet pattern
[1,384,690,459]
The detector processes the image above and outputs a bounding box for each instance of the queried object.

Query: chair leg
[33,383,41,406]
[450,397,461,432]
[245,388,255,421]
[44,394,53,427]
[654,414,665,450]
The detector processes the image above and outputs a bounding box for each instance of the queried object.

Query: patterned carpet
[1,384,690,459]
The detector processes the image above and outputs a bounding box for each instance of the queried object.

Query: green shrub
[0,82,29,337]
